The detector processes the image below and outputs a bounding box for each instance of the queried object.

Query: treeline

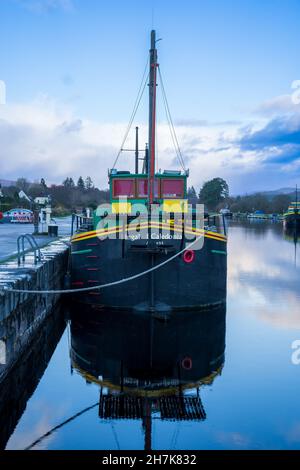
[0,177,110,214]
[0,175,294,215]
[227,193,291,214]
[187,178,293,213]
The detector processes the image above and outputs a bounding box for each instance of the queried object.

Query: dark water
[3,221,300,450]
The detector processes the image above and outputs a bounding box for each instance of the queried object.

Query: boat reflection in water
[284,227,299,267]
[70,304,226,450]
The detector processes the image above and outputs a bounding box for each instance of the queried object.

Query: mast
[135,126,139,174]
[143,144,149,174]
[148,30,158,205]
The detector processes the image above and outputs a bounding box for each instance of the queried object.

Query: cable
[2,233,204,295]
[111,422,121,450]
[159,68,185,171]
[158,67,186,172]
[159,67,185,170]
[112,59,149,169]
[24,402,99,450]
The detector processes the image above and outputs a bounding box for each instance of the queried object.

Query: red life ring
[181,357,193,370]
[183,249,195,263]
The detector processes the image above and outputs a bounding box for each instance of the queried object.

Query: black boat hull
[71,227,227,311]
[284,213,300,230]
[70,303,226,392]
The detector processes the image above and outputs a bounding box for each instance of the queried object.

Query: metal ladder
[17,234,43,265]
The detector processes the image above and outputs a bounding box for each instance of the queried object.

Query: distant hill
[261,188,295,197]
[240,187,298,202]
[244,187,296,198]
[0,179,16,187]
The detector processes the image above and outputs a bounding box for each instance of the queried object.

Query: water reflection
[0,304,65,450]
[283,228,299,267]
[3,222,300,449]
[70,304,226,450]
[228,221,300,330]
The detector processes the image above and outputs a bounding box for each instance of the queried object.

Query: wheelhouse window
[113,179,135,198]
[137,179,159,198]
[161,179,184,198]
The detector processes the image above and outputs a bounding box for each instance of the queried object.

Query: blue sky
[1,0,300,193]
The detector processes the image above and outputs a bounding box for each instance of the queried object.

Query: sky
[1,0,300,194]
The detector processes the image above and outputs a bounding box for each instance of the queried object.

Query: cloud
[228,227,300,330]
[0,96,117,186]
[0,97,242,189]
[175,118,242,127]
[58,119,82,133]
[236,114,300,171]
[216,431,251,448]
[239,115,300,151]
[16,0,74,13]
[1,92,300,194]
[254,94,300,117]
[175,118,208,127]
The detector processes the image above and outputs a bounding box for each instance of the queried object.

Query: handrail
[71,213,93,236]
[17,234,43,265]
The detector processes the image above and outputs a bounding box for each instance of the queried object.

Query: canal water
[2,221,300,450]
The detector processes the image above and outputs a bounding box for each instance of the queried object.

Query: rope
[2,234,203,295]
[24,402,99,450]
[158,67,186,172]
[112,59,149,169]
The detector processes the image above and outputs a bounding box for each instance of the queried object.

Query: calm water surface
[3,221,300,450]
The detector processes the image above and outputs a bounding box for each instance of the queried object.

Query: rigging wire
[158,66,185,170]
[158,67,186,172]
[112,59,149,169]
[155,94,159,173]
[23,398,189,450]
[24,402,99,450]
[111,422,121,450]
[159,67,185,171]
[170,423,180,450]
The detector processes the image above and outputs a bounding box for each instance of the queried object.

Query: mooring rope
[1,235,204,295]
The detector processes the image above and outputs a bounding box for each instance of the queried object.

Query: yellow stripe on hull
[72,360,223,397]
[72,222,227,244]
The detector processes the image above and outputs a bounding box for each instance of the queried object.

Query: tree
[16,177,29,191]
[272,194,290,213]
[187,186,198,204]
[77,176,85,190]
[63,177,75,188]
[40,178,47,188]
[85,176,94,190]
[198,178,229,210]
[63,177,70,187]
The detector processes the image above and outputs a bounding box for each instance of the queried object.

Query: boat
[2,208,33,224]
[70,30,227,312]
[70,303,226,450]
[283,186,300,230]
[247,210,269,220]
[220,208,232,218]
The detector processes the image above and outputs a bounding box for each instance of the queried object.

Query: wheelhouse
[109,170,188,213]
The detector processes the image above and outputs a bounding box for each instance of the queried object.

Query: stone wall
[0,239,69,376]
